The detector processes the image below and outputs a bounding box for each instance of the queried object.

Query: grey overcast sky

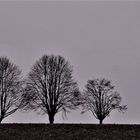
[0,1,140,124]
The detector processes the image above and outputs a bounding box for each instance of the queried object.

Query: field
[0,124,139,140]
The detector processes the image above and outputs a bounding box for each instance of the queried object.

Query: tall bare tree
[23,55,79,124]
[81,78,127,124]
[0,56,23,123]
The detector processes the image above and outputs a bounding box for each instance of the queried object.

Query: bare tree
[23,55,79,124]
[81,78,127,124]
[0,56,23,123]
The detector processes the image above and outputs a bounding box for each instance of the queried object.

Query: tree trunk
[49,114,54,124]
[99,119,103,124]
[0,117,3,124]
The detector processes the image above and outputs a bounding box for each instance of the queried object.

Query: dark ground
[0,124,140,140]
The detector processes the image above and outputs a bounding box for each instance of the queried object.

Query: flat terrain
[0,124,139,140]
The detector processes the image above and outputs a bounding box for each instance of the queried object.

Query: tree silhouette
[81,78,127,124]
[0,57,23,123]
[23,55,79,124]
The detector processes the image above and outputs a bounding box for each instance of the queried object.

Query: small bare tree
[0,56,23,123]
[81,78,127,124]
[23,55,79,124]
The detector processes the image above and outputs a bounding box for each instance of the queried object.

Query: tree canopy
[0,56,23,123]
[23,55,79,123]
[80,78,127,124]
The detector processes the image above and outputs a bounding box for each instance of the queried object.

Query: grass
[0,124,139,140]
